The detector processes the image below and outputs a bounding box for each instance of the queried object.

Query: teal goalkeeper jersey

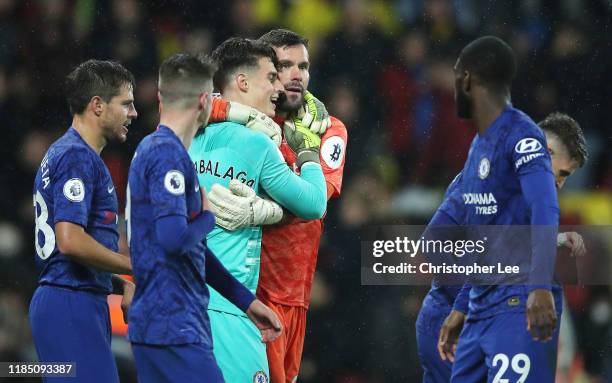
[189,122,327,316]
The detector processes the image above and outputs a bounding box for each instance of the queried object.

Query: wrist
[210,98,230,122]
[296,149,320,168]
[227,102,253,124]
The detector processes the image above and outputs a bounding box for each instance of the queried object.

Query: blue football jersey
[32,127,118,294]
[127,125,211,346]
[460,105,561,319]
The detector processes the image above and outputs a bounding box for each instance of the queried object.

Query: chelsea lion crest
[253,371,269,383]
[478,158,490,179]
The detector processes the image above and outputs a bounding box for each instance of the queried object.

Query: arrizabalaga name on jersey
[194,158,255,187]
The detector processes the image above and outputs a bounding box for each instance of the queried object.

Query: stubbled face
[244,57,283,117]
[547,133,579,190]
[100,83,137,142]
[274,44,310,114]
[453,58,472,119]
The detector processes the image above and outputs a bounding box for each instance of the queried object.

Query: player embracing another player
[188,36,329,383]
[204,29,348,383]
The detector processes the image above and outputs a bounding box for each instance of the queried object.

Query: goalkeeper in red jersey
[205,30,347,382]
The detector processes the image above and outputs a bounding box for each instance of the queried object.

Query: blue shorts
[451,311,560,383]
[416,295,453,383]
[132,343,224,383]
[29,284,119,383]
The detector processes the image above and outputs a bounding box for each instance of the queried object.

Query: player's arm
[155,211,215,254]
[204,247,282,342]
[148,144,216,254]
[260,132,327,220]
[208,119,345,230]
[52,149,131,274]
[209,97,282,146]
[423,201,468,363]
[511,130,560,341]
[512,131,560,339]
[55,222,131,274]
[111,275,135,323]
[274,181,337,225]
[520,170,559,341]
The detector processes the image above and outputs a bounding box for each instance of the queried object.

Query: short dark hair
[258,29,309,48]
[158,53,216,106]
[210,37,278,92]
[65,59,135,115]
[457,36,516,91]
[539,112,588,167]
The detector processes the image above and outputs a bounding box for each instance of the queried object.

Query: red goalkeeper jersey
[257,116,347,308]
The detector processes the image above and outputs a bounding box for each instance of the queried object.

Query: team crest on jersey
[514,138,542,154]
[478,158,490,179]
[253,370,269,383]
[63,178,85,202]
[164,170,185,195]
[321,136,345,169]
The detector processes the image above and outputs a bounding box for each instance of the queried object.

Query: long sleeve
[205,247,255,312]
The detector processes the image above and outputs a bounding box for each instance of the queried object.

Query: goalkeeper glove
[210,98,282,146]
[207,180,283,231]
[299,91,331,134]
[283,118,321,168]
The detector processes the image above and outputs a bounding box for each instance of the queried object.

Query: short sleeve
[507,124,552,176]
[320,117,347,197]
[147,142,189,220]
[52,148,96,227]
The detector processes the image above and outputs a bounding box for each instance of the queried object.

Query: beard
[455,87,473,119]
[276,87,304,114]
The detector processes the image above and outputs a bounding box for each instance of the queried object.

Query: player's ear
[157,91,162,104]
[91,96,104,116]
[198,92,210,111]
[236,73,249,93]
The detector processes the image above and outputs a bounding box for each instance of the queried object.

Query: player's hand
[121,279,135,323]
[227,101,282,146]
[207,181,283,230]
[283,118,321,168]
[558,232,586,257]
[246,299,282,343]
[438,309,465,363]
[200,186,211,212]
[299,91,331,134]
[526,288,557,342]
[228,180,283,225]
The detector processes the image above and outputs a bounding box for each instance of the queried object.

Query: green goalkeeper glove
[283,117,321,168]
[299,91,331,134]
[207,180,283,231]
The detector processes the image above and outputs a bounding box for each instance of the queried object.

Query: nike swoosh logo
[108,186,115,193]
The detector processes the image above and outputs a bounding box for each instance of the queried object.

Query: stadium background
[0,0,610,381]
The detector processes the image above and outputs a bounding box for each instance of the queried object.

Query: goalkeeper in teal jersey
[189,38,327,383]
